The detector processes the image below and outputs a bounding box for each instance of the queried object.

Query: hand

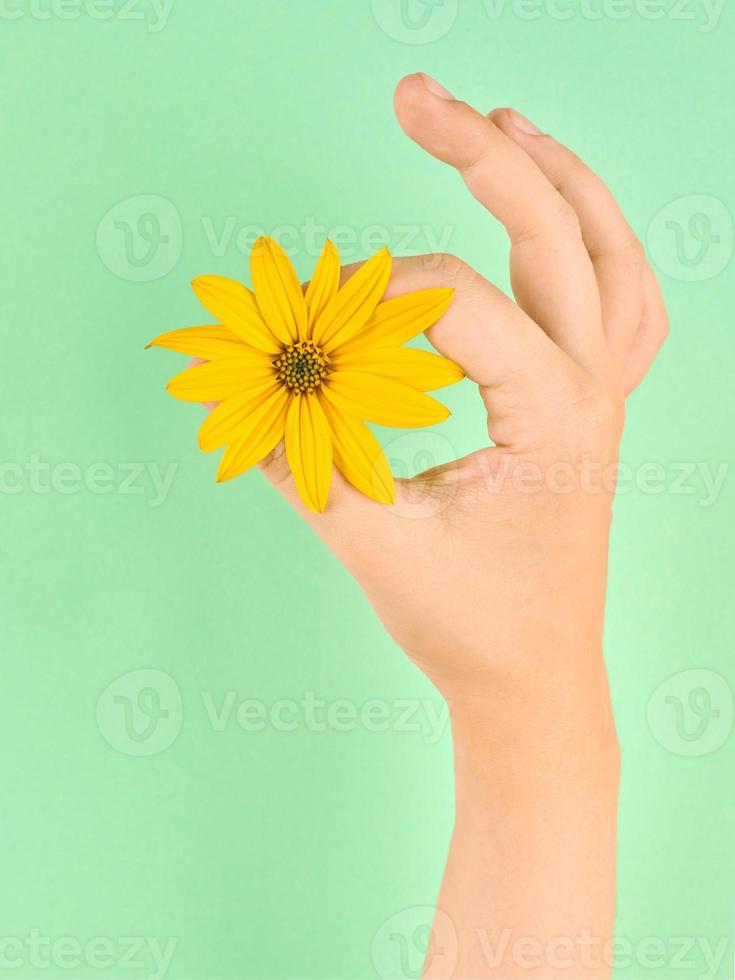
[257,74,667,705]
[232,73,668,975]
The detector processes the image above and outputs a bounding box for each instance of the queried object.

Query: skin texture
[206,74,668,977]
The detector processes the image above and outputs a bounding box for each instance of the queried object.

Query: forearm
[428,654,620,979]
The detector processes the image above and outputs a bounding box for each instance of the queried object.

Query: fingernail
[418,73,454,100]
[509,109,541,134]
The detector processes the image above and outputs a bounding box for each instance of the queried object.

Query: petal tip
[252,234,275,254]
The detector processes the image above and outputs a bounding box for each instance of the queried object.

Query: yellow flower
[148,237,462,513]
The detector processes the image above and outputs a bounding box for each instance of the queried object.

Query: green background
[1,1,733,977]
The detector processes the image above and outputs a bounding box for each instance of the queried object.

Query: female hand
[236,73,668,976]
[259,73,667,702]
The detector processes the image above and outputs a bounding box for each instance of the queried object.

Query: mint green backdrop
[1,2,733,978]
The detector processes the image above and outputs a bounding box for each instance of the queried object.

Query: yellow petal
[312,247,391,351]
[198,381,281,452]
[192,276,281,354]
[304,239,340,331]
[217,388,290,483]
[167,355,276,402]
[146,325,250,359]
[332,347,464,391]
[322,371,450,427]
[340,288,454,354]
[284,394,333,513]
[320,396,395,505]
[250,236,307,345]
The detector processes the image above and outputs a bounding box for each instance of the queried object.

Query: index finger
[394,74,608,378]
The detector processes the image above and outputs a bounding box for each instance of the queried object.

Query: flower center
[273,341,331,395]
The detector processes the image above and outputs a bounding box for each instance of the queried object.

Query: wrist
[429,653,620,978]
[447,651,620,784]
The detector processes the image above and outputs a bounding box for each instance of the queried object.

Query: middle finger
[393,73,609,378]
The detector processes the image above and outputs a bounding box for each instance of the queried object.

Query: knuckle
[513,198,582,247]
[460,143,492,179]
[563,373,625,454]
[432,252,477,288]
[587,230,645,266]
[556,153,588,193]
[556,198,583,238]
[621,235,646,270]
[585,380,624,442]
[490,107,517,131]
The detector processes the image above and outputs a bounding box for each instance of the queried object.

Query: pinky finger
[622,265,669,394]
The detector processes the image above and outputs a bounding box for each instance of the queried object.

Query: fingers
[488,108,646,365]
[393,73,608,378]
[190,244,587,527]
[344,254,589,452]
[621,265,669,394]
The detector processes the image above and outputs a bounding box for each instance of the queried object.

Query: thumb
[187,358,408,552]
